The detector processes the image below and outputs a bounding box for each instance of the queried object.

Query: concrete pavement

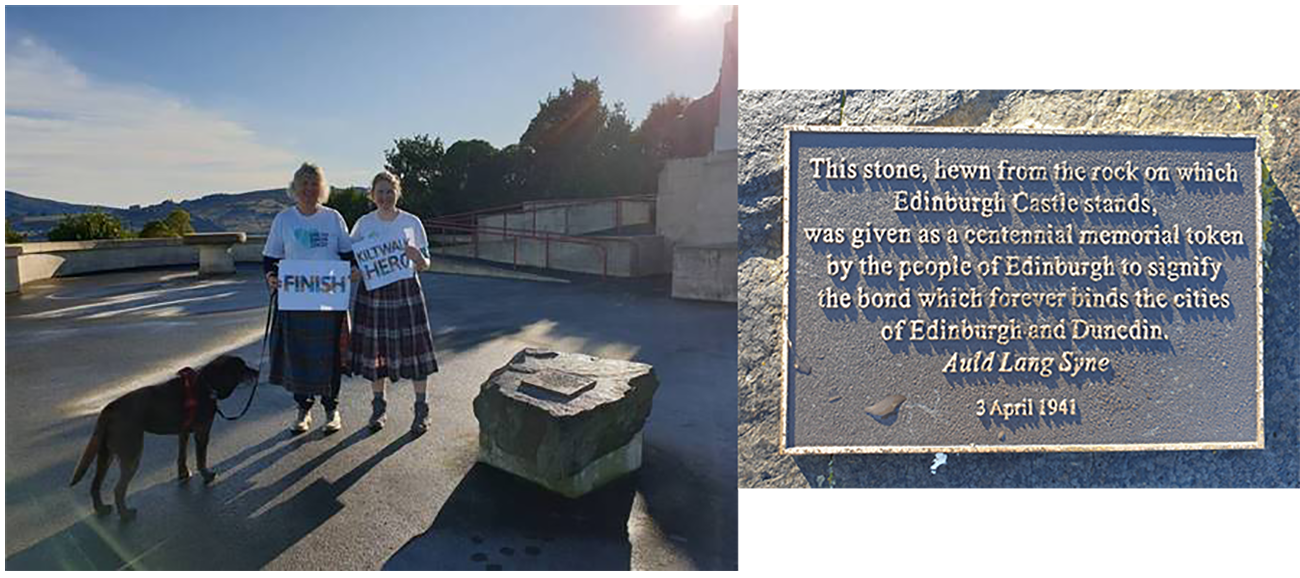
[4,264,737,570]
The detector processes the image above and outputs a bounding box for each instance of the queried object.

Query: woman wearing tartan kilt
[349,171,439,435]
[263,162,355,435]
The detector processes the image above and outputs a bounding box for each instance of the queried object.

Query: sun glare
[678,4,721,21]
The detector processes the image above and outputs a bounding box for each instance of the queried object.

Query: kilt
[268,309,349,398]
[349,276,438,381]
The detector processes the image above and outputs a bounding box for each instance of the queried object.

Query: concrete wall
[476,198,654,238]
[476,214,507,242]
[9,235,267,288]
[233,235,268,262]
[657,149,738,303]
[6,247,22,294]
[435,234,665,277]
[14,238,197,286]
[672,244,738,303]
[656,149,739,253]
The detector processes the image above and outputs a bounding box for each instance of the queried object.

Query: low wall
[6,247,22,294]
[671,244,738,303]
[436,234,666,277]
[8,235,268,288]
[477,198,655,239]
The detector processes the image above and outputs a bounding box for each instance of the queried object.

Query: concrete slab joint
[472,347,659,498]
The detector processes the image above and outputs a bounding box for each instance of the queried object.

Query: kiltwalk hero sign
[352,233,416,291]
[782,127,1264,454]
[277,260,351,311]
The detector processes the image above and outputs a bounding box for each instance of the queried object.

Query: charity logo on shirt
[293,228,329,249]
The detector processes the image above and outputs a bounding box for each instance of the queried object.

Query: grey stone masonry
[473,348,659,497]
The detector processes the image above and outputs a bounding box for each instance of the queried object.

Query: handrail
[425,220,622,278]
[433,194,655,223]
[423,194,656,279]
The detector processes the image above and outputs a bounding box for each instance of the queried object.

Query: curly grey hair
[287,162,329,205]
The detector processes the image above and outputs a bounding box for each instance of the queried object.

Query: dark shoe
[411,401,429,436]
[368,397,387,431]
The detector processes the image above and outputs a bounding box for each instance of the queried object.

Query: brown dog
[69,355,259,520]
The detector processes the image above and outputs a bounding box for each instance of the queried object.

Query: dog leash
[214,289,277,421]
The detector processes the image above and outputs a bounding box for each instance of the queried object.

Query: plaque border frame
[779,125,1265,455]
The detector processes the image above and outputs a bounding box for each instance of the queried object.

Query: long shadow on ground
[5,426,415,570]
[383,463,635,571]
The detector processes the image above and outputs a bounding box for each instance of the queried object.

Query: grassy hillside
[6,189,294,239]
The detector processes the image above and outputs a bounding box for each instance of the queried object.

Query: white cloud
[5,37,304,207]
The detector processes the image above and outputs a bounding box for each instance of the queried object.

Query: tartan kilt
[268,310,349,398]
[349,276,438,381]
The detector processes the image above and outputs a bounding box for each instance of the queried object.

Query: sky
[4,5,732,208]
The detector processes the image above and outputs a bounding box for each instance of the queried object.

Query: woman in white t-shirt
[348,171,438,435]
[263,163,355,435]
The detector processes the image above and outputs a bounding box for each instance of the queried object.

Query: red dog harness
[178,367,199,429]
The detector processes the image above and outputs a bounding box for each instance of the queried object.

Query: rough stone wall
[739,90,1300,487]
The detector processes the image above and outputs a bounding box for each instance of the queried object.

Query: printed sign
[277,259,351,311]
[782,127,1263,454]
[353,233,415,291]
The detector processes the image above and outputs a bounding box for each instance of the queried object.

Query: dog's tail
[69,410,110,487]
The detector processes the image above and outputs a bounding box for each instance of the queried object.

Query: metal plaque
[520,370,598,401]
[782,127,1263,453]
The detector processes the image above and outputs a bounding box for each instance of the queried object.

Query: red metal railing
[423,195,654,279]
[427,220,649,279]
[432,194,655,237]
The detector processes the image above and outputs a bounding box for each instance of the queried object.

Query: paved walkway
[4,265,737,570]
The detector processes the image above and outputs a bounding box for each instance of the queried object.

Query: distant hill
[6,188,301,239]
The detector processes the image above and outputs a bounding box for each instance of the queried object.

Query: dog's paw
[94,504,113,517]
[118,508,137,522]
[201,469,216,484]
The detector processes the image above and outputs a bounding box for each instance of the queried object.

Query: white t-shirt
[263,206,354,261]
[350,210,429,257]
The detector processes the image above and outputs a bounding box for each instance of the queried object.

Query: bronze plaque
[782,127,1263,453]
[520,370,598,401]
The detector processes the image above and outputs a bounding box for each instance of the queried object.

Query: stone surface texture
[474,348,659,496]
[739,89,1300,487]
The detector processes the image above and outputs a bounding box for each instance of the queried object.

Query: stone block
[672,243,738,302]
[472,348,658,497]
[183,232,246,276]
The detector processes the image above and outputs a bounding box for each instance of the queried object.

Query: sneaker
[291,408,312,434]
[411,401,429,436]
[368,398,387,431]
[323,409,342,434]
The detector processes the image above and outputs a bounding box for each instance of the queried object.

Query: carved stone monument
[472,348,659,497]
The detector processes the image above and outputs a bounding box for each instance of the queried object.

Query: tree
[325,187,371,229]
[6,221,26,244]
[519,76,608,200]
[385,134,446,219]
[138,221,175,238]
[444,139,517,214]
[163,209,195,236]
[47,212,130,242]
[637,94,693,161]
[138,208,196,238]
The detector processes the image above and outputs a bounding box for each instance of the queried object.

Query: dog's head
[198,355,260,400]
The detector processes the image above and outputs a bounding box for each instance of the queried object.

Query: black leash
[215,289,277,421]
